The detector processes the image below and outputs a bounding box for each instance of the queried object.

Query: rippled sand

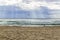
[0,26,60,40]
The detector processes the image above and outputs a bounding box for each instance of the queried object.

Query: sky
[0,0,60,18]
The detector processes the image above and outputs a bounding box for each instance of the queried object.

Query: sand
[0,26,60,40]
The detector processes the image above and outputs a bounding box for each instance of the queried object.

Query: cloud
[17,0,60,10]
[0,0,60,19]
[0,0,60,10]
[0,0,17,5]
[50,14,60,18]
[18,2,41,10]
[50,10,60,18]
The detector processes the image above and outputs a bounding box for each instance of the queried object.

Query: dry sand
[0,26,60,40]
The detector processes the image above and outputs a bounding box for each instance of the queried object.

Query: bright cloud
[0,0,60,10]
[0,0,17,5]
[18,2,41,10]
